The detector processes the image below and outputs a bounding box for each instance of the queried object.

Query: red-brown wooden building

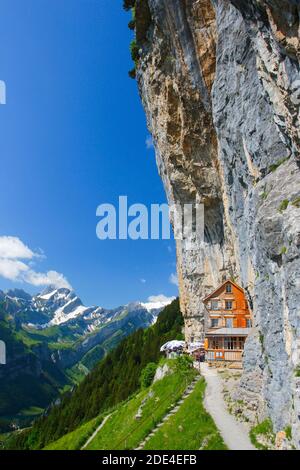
[203,280,252,364]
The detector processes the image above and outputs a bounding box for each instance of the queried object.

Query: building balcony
[206,349,243,362]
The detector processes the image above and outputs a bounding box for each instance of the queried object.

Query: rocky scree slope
[132,0,300,447]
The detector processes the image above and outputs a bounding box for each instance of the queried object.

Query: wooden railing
[206,349,243,362]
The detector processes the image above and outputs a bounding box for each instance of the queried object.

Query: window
[210,338,223,349]
[224,337,235,350]
[225,337,245,350]
[225,301,233,310]
[211,319,219,328]
[246,319,252,328]
[211,300,219,310]
[226,283,232,293]
[224,337,245,350]
[225,318,233,328]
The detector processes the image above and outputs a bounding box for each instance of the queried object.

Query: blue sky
[0,0,178,308]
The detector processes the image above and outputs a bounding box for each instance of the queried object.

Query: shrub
[123,0,136,11]
[269,157,289,173]
[259,333,264,352]
[128,19,136,30]
[128,68,136,79]
[175,354,193,375]
[285,425,292,440]
[250,419,275,450]
[278,199,289,212]
[260,191,268,200]
[140,363,157,388]
[130,39,139,63]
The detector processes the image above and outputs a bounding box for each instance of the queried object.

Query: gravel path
[81,413,112,450]
[200,363,255,450]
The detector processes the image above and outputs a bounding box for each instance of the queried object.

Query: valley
[0,286,171,431]
[2,299,184,449]
[2,299,227,451]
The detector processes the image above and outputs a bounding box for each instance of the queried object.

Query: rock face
[135,0,300,447]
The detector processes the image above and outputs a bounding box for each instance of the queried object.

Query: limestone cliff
[134,0,300,447]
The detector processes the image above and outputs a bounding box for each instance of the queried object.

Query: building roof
[206,328,251,337]
[203,279,245,302]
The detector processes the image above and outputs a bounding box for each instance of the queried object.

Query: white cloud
[24,270,71,289]
[0,236,35,259]
[169,272,178,286]
[0,258,29,281]
[0,236,71,290]
[146,135,154,149]
[148,294,175,303]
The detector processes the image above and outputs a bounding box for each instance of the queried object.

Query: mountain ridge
[4,298,184,450]
[0,285,174,430]
[1,286,173,330]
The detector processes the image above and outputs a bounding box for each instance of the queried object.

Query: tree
[123,0,135,12]
[128,19,136,31]
[128,68,136,79]
[140,363,157,388]
[175,354,193,377]
[130,39,139,63]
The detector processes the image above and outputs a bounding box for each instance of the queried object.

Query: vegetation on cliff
[123,0,152,79]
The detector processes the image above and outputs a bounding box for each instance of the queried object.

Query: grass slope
[144,379,227,450]
[44,417,101,451]
[42,359,197,451]
[42,362,227,451]
[86,361,196,450]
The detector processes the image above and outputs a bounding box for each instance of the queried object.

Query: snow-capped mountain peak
[31,287,92,326]
[0,285,174,332]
